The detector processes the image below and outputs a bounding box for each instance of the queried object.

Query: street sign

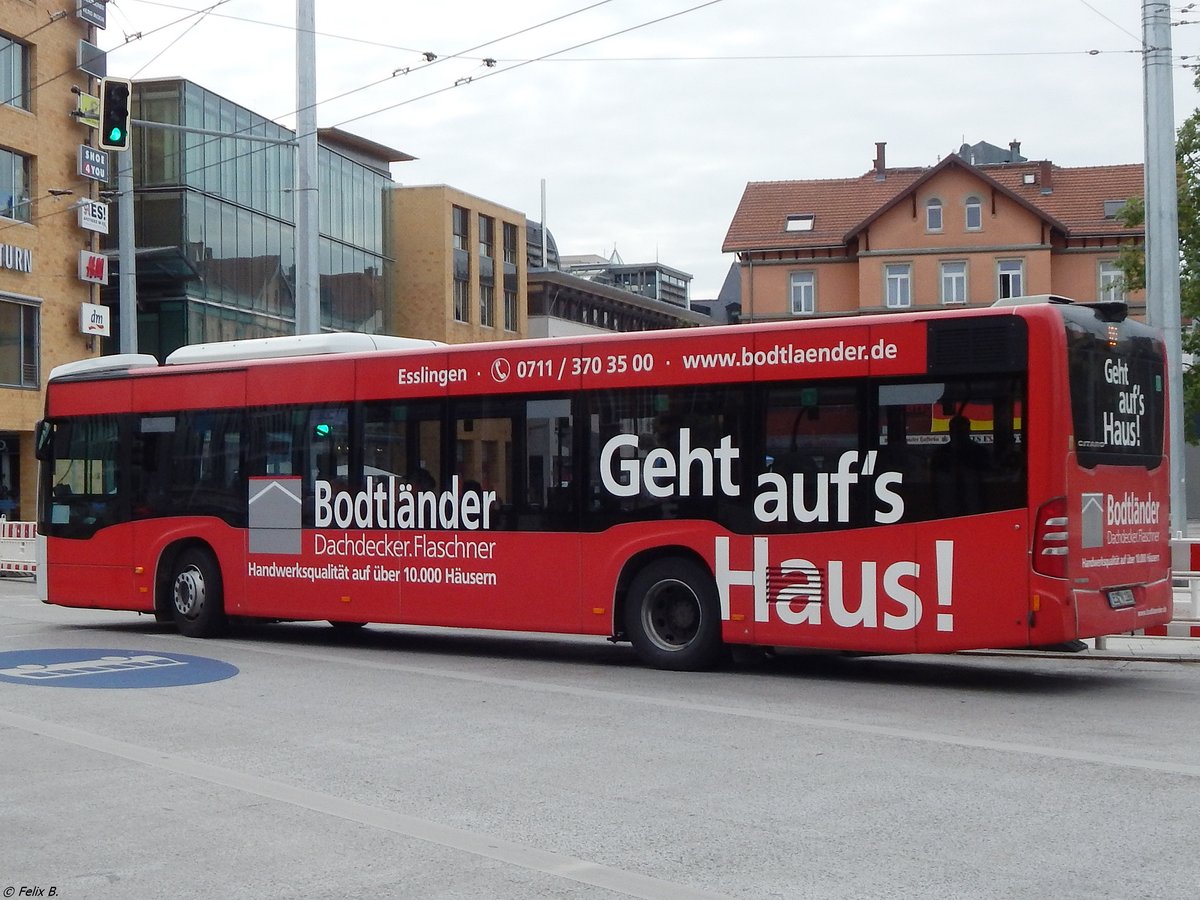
[78,145,108,182]
[77,39,106,79]
[78,0,107,29]
[79,250,108,284]
[78,199,109,234]
[75,91,99,130]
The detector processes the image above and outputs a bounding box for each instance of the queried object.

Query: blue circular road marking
[0,648,238,689]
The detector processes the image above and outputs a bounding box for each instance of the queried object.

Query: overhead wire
[1,0,235,108]
[333,0,733,131]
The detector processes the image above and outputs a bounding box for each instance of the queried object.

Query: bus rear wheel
[624,558,724,671]
[171,547,227,638]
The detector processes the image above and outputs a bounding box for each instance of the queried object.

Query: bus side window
[762,384,862,528]
[453,398,515,529]
[524,397,574,530]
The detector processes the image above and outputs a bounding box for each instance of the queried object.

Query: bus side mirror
[34,420,54,461]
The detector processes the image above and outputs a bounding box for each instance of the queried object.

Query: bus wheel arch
[157,540,228,638]
[616,549,726,671]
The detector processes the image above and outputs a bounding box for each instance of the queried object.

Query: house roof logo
[1081,492,1104,549]
[249,476,302,555]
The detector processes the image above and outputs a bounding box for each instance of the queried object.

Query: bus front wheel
[170,547,227,638]
[624,558,724,671]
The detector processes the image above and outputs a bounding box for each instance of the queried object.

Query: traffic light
[98,78,131,151]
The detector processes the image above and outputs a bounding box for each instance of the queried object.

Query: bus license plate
[1107,588,1136,610]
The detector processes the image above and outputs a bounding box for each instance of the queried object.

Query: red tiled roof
[722,159,1144,253]
[983,162,1143,236]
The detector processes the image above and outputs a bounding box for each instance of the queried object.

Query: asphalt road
[2,575,1200,900]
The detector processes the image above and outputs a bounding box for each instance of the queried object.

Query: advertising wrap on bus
[37,301,1173,670]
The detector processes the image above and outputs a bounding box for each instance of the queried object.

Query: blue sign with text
[0,649,238,689]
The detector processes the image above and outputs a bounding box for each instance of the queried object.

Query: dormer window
[925,198,943,232]
[785,214,815,232]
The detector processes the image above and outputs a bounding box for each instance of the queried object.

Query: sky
[96,0,1200,300]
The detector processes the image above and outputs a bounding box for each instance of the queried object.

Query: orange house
[722,144,1145,320]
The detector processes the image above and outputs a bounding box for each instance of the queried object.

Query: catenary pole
[1143,0,1186,538]
[294,0,320,334]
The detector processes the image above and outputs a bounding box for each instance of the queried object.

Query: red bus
[35,298,1172,669]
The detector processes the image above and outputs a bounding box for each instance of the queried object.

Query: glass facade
[103,79,391,356]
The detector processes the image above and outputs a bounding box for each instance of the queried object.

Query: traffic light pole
[118,148,137,355]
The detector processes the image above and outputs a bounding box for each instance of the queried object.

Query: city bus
[35,298,1172,670]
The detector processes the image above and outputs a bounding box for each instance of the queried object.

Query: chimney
[1039,160,1053,194]
[874,142,887,180]
[1009,140,1021,160]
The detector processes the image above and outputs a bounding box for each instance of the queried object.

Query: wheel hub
[173,565,205,618]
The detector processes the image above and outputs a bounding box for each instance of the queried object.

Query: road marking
[0,707,729,900]
[191,637,1200,781]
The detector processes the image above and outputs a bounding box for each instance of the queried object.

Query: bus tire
[170,547,227,638]
[624,557,725,671]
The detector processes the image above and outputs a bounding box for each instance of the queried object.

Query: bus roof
[164,332,445,366]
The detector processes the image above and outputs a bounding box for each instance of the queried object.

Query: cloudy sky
[97,0,1200,299]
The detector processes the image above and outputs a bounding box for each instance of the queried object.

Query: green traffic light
[109,127,124,142]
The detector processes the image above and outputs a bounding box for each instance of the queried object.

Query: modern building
[723,141,1145,321]
[389,184,527,343]
[527,236,709,336]
[101,78,411,358]
[0,1,107,520]
[560,249,693,309]
[526,268,711,337]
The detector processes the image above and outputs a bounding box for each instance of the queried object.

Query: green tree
[1117,72,1200,441]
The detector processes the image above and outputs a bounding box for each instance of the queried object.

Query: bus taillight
[1033,497,1069,578]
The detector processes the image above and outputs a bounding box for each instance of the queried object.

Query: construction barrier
[0,520,37,576]
[1169,537,1200,621]
[1118,537,1200,639]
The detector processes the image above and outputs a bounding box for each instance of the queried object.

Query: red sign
[78,250,108,284]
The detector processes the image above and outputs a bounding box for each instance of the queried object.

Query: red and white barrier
[0,520,37,575]
[1134,621,1200,638]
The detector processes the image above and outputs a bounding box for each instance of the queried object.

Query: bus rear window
[1066,313,1165,469]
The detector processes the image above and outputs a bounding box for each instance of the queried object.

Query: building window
[790,271,815,315]
[885,264,912,308]
[504,288,518,331]
[940,261,967,304]
[997,259,1024,299]
[785,214,815,232]
[480,283,495,328]
[925,199,943,232]
[965,196,983,231]
[452,206,468,251]
[0,148,31,223]
[453,278,469,322]
[0,298,38,388]
[0,36,28,111]
[479,215,495,259]
[503,222,518,265]
[1099,260,1125,302]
